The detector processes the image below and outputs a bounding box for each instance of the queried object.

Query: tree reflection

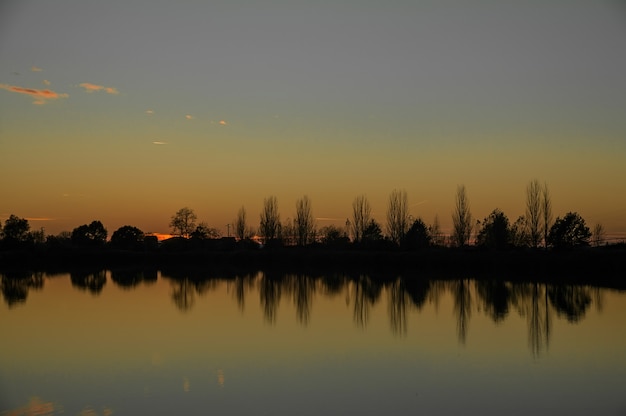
[547,284,592,323]
[259,271,282,324]
[286,273,316,326]
[350,274,382,328]
[475,280,510,322]
[388,278,409,335]
[403,276,431,310]
[110,269,156,289]
[0,271,44,307]
[449,279,472,344]
[171,278,196,312]
[70,270,106,295]
[228,273,257,312]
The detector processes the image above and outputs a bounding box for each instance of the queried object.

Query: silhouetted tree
[71,221,107,246]
[190,222,220,239]
[295,195,316,246]
[526,179,542,248]
[362,219,384,243]
[30,228,45,244]
[111,225,145,249]
[170,207,197,238]
[386,189,409,245]
[429,215,444,246]
[351,194,371,243]
[281,218,295,245]
[1,214,30,243]
[319,225,348,246]
[235,206,247,240]
[510,215,529,247]
[452,185,472,247]
[476,209,511,250]
[542,182,553,248]
[547,212,591,248]
[401,218,431,249]
[259,196,280,243]
[592,223,605,247]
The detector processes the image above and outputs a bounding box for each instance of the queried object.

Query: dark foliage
[111,225,145,250]
[476,209,511,250]
[71,221,107,247]
[547,212,591,249]
[401,218,431,250]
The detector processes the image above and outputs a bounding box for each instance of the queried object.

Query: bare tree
[452,185,472,247]
[351,194,371,243]
[170,207,197,238]
[259,196,280,243]
[386,189,409,244]
[592,223,605,247]
[235,206,247,240]
[526,179,542,248]
[295,195,316,246]
[541,182,552,248]
[429,215,443,246]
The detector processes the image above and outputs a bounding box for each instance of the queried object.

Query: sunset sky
[1,1,625,238]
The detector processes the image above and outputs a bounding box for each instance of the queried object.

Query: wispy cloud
[31,66,43,72]
[219,120,227,125]
[79,82,119,94]
[152,141,167,145]
[185,115,193,120]
[0,83,69,104]
[145,110,154,115]
[43,79,51,86]
[25,217,56,221]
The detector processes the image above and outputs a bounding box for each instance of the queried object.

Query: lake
[1,270,625,415]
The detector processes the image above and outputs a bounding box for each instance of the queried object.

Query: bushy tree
[190,222,221,239]
[510,215,529,248]
[1,214,30,243]
[476,209,510,250]
[71,221,107,246]
[401,218,431,250]
[170,207,197,238]
[111,225,145,249]
[319,225,348,246]
[547,212,591,249]
[362,219,384,242]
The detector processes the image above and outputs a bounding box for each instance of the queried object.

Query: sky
[1,0,626,238]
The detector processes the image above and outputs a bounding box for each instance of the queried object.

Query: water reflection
[110,268,157,289]
[70,270,106,295]
[0,270,44,308]
[0,270,609,356]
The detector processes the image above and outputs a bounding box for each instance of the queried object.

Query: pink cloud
[0,83,68,104]
[79,82,119,94]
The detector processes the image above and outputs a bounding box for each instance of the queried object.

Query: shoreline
[1,246,625,288]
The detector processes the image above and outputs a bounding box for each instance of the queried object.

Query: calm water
[1,270,625,415]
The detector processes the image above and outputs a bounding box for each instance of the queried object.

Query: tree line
[0,180,611,251]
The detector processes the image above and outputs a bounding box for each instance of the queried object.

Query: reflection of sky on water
[1,272,625,415]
